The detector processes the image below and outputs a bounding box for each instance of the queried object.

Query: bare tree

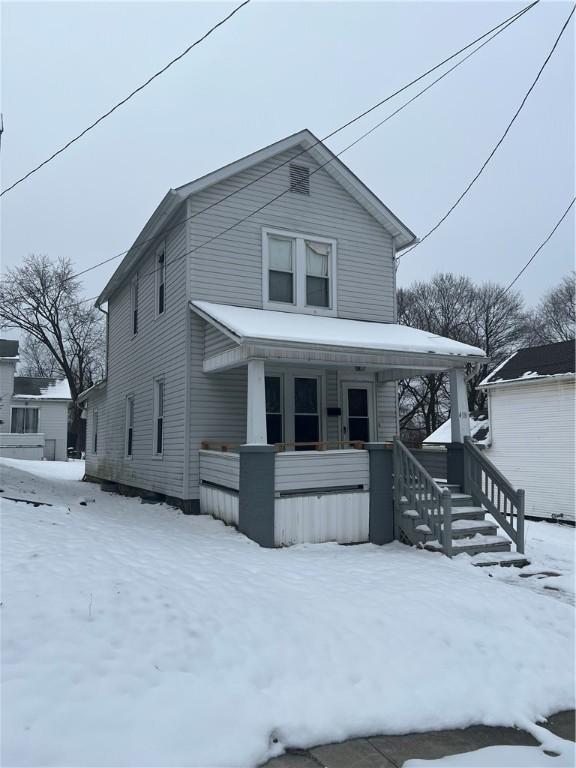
[19,335,63,377]
[524,273,575,345]
[397,273,526,438]
[464,282,527,411]
[0,254,106,449]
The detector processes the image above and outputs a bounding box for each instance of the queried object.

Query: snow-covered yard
[1,458,574,767]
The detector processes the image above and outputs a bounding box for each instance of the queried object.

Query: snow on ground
[1,459,574,767]
[457,519,575,606]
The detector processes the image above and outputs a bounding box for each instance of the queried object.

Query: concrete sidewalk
[263,710,574,767]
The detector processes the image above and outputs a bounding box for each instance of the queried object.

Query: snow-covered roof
[424,412,490,445]
[77,379,107,402]
[13,377,71,401]
[480,340,575,388]
[192,301,486,360]
[0,339,19,360]
[97,130,417,305]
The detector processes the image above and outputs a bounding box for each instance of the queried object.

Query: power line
[500,197,575,296]
[68,0,539,285]
[0,0,251,197]
[398,3,575,261]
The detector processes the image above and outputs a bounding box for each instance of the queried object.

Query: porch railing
[463,437,525,553]
[393,437,452,555]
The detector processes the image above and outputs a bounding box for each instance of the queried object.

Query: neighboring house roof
[13,377,72,401]
[77,379,107,403]
[192,300,486,360]
[97,129,417,305]
[424,411,490,446]
[0,339,20,359]
[480,340,575,388]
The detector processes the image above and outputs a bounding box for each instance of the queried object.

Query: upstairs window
[125,396,134,457]
[268,236,294,304]
[156,243,166,316]
[11,407,39,434]
[289,164,310,195]
[154,379,164,455]
[131,275,139,334]
[263,228,336,314]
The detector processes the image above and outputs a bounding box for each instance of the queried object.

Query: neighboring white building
[426,340,575,522]
[0,340,72,461]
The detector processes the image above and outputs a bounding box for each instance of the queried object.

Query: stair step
[448,493,474,507]
[402,509,419,519]
[437,483,461,493]
[471,552,530,568]
[451,534,511,555]
[446,519,498,539]
[450,506,486,521]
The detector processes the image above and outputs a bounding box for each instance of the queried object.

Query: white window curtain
[11,408,39,434]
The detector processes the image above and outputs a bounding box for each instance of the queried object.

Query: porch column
[246,359,267,444]
[449,368,470,443]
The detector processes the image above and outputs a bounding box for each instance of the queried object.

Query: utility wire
[68,0,539,285]
[0,0,251,197]
[500,197,575,296]
[58,195,575,313]
[398,3,575,261]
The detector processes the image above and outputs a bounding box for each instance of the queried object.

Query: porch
[193,301,525,556]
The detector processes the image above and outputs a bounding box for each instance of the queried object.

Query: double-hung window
[263,228,336,314]
[153,379,164,455]
[11,407,39,434]
[125,396,134,458]
[156,243,166,316]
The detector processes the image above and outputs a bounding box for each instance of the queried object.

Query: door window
[346,387,370,443]
[294,377,319,449]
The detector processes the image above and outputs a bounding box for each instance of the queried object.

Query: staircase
[401,481,528,566]
[393,438,528,567]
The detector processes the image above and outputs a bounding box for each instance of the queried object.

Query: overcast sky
[1,0,574,309]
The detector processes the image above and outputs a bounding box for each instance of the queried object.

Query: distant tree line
[398,272,575,443]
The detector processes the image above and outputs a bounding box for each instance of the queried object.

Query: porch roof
[191,301,486,374]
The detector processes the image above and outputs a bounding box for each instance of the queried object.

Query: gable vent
[289,164,310,195]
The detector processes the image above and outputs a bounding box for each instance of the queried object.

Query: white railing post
[246,359,267,444]
[449,368,471,443]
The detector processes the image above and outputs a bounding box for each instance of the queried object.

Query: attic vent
[289,164,310,195]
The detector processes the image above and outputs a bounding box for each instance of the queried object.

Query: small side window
[131,275,139,335]
[125,396,134,457]
[93,410,99,454]
[156,244,166,316]
[154,379,164,455]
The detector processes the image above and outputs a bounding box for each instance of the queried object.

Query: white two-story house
[80,130,526,559]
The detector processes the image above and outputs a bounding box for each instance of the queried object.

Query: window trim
[155,242,166,317]
[10,406,40,434]
[153,377,165,457]
[262,227,337,316]
[125,395,135,459]
[264,366,327,449]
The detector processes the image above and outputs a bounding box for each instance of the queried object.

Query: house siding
[485,378,575,521]
[187,148,396,321]
[84,205,189,496]
[0,361,17,433]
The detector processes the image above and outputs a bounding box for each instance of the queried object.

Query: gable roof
[97,129,416,305]
[13,377,72,400]
[480,340,575,387]
[424,411,490,445]
[0,339,19,359]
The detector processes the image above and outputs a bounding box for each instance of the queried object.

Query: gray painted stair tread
[448,520,498,538]
[450,506,486,519]
[403,509,419,519]
[451,535,511,553]
[471,551,530,567]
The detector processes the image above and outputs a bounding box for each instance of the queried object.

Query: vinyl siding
[86,205,189,496]
[35,401,68,460]
[187,148,396,321]
[485,378,575,521]
[0,362,16,433]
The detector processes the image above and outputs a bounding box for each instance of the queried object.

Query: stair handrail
[463,436,525,553]
[393,437,453,555]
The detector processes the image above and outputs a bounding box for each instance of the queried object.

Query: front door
[342,383,374,444]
